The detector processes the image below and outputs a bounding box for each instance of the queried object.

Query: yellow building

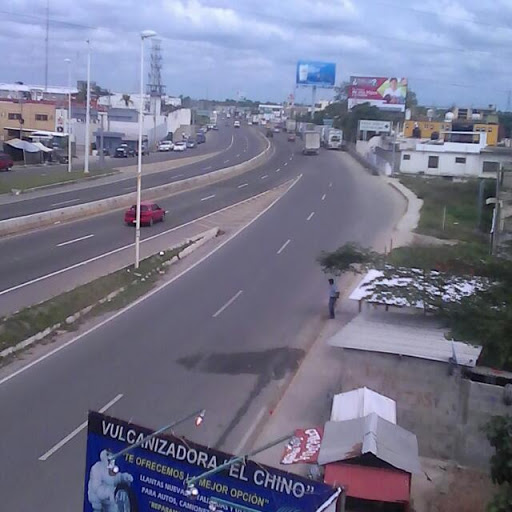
[0,100,56,141]
[403,120,499,146]
[403,121,450,140]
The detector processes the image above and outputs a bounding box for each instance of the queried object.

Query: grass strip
[0,241,192,353]
[399,175,494,244]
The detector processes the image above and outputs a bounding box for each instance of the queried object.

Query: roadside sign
[358,120,391,133]
[83,412,342,512]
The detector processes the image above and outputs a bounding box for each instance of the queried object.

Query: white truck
[252,114,259,125]
[326,128,344,150]
[285,119,297,133]
[303,131,321,155]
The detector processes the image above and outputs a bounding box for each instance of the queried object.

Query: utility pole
[84,39,91,174]
[45,0,49,92]
[64,58,72,172]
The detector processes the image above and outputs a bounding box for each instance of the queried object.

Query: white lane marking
[276,168,281,173]
[202,166,212,171]
[261,175,268,180]
[212,290,243,318]
[50,198,80,207]
[238,183,248,189]
[307,211,315,221]
[329,182,333,188]
[0,175,303,388]
[200,194,216,201]
[57,234,95,247]
[289,156,293,160]
[277,239,291,255]
[243,149,247,153]
[236,153,241,157]
[321,193,326,201]
[39,394,123,461]
[122,186,135,192]
[234,406,267,454]
[171,174,184,180]
[284,162,288,166]
[223,159,230,164]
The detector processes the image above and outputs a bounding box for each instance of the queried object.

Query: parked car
[186,139,197,148]
[173,141,187,152]
[287,133,296,142]
[234,120,241,128]
[0,152,14,171]
[115,144,135,158]
[212,124,219,130]
[195,132,206,144]
[124,201,165,226]
[158,141,174,152]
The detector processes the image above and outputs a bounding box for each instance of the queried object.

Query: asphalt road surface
[0,125,263,220]
[0,126,231,182]
[0,143,403,510]
[0,133,290,296]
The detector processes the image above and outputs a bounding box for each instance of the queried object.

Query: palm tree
[122,94,132,107]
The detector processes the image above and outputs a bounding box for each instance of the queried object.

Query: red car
[0,152,14,171]
[124,201,165,226]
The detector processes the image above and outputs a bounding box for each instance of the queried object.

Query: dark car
[0,152,14,171]
[124,201,165,226]
[287,133,296,142]
[115,144,135,158]
[186,139,197,148]
[196,132,206,144]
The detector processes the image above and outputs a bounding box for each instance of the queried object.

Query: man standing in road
[328,278,340,319]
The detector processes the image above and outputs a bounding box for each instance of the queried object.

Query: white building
[400,132,512,178]
[0,83,78,101]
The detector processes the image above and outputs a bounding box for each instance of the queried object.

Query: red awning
[324,462,411,504]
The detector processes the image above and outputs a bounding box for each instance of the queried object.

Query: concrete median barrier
[0,132,272,237]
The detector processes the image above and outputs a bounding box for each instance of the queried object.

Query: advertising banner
[281,427,323,465]
[83,412,341,512]
[348,76,407,112]
[296,61,336,88]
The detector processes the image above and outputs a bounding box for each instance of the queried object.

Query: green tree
[121,94,132,107]
[485,416,512,512]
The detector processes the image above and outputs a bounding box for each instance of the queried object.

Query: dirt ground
[411,457,495,512]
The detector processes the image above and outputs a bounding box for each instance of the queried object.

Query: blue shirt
[329,283,339,298]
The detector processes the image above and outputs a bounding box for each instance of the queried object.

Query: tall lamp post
[64,58,72,173]
[135,29,157,269]
[84,39,91,174]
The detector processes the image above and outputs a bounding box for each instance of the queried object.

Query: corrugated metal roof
[331,387,396,424]
[318,414,421,474]
[327,310,482,367]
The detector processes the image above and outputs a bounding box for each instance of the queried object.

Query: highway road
[0,124,263,220]
[0,143,404,510]
[0,125,232,184]
[0,132,290,297]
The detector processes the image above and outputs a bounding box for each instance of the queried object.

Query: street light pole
[84,39,91,174]
[135,29,157,269]
[64,58,72,173]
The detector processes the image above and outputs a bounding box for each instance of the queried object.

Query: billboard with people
[348,76,407,112]
[83,411,341,512]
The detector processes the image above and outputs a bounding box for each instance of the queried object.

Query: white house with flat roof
[400,131,512,178]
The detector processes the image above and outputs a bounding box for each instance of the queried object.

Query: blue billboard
[296,61,336,88]
[83,412,341,512]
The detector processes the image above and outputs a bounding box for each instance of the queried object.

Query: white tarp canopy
[32,142,53,153]
[331,387,397,424]
[5,138,42,153]
[328,309,482,367]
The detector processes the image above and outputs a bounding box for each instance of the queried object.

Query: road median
[0,132,271,237]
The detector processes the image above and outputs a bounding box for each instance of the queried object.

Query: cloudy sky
[3,0,512,108]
